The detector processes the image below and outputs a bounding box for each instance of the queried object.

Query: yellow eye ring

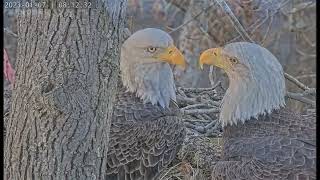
[147,47,157,53]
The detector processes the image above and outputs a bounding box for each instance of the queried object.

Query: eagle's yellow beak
[199,48,225,70]
[157,45,186,69]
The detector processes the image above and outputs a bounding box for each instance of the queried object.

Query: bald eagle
[199,42,316,179]
[106,28,186,180]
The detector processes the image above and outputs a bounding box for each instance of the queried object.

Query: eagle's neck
[220,74,286,127]
[120,61,176,108]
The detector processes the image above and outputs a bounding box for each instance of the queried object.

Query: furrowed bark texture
[4,1,127,179]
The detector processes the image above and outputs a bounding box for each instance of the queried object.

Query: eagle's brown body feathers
[106,84,186,180]
[211,108,316,180]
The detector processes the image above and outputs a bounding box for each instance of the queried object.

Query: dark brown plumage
[106,84,185,180]
[212,108,316,179]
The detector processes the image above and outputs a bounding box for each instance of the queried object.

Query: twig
[228,0,291,43]
[295,48,316,58]
[176,95,199,106]
[295,74,316,80]
[205,121,222,135]
[168,3,215,34]
[213,0,254,42]
[178,81,221,93]
[185,119,221,135]
[301,33,315,47]
[286,92,316,108]
[182,108,220,115]
[208,66,215,87]
[284,73,310,91]
[261,15,273,46]
[184,118,211,123]
[302,88,316,96]
[184,122,206,133]
[182,103,214,110]
[204,120,217,129]
[288,1,315,14]
[159,161,184,180]
[198,24,214,39]
[4,28,18,38]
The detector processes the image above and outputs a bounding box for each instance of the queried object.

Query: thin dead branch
[182,103,215,110]
[178,81,222,93]
[286,92,316,108]
[295,74,316,80]
[285,73,314,92]
[182,108,220,115]
[213,0,254,42]
[168,3,215,34]
[4,28,18,38]
[208,66,215,87]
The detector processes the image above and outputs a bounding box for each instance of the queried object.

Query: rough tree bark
[4,1,127,179]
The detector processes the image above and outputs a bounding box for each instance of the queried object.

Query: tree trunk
[4,1,127,179]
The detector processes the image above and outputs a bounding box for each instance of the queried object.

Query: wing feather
[106,85,185,180]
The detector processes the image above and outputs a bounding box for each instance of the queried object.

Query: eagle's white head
[199,42,286,127]
[120,28,186,108]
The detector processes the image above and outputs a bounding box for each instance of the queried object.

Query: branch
[165,0,190,12]
[182,108,220,115]
[184,119,221,135]
[4,28,18,38]
[177,95,198,104]
[288,1,315,14]
[284,73,311,91]
[178,81,221,93]
[228,0,291,43]
[213,0,254,42]
[286,92,316,108]
[208,66,215,87]
[185,122,206,133]
[168,3,215,34]
[182,103,215,110]
[295,74,316,80]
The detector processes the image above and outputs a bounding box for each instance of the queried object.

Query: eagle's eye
[147,47,157,53]
[229,57,238,64]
